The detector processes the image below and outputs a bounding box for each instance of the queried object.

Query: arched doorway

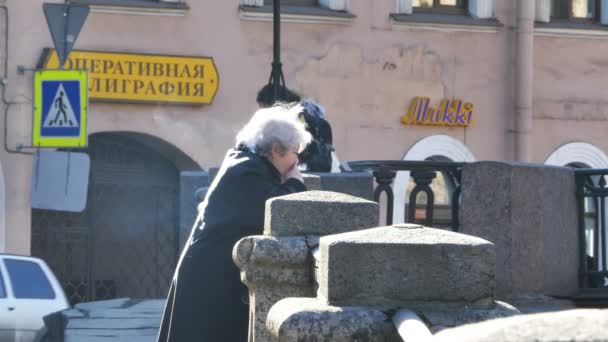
[393,135,476,224]
[31,132,201,304]
[545,142,608,169]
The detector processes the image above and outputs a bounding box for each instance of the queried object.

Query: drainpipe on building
[0,4,32,155]
[515,0,535,162]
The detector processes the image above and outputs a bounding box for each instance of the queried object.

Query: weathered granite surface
[459,161,578,298]
[433,309,608,342]
[264,191,379,237]
[233,236,312,287]
[506,293,576,314]
[318,224,495,308]
[418,300,520,333]
[233,236,316,342]
[266,297,400,342]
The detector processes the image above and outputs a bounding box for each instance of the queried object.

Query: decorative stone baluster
[233,191,379,342]
[233,236,314,342]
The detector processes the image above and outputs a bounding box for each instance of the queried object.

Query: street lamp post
[257,0,300,107]
[272,0,281,100]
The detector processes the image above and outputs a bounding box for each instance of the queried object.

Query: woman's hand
[284,163,303,183]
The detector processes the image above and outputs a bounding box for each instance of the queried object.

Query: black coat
[157,146,306,342]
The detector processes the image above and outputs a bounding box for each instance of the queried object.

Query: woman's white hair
[236,103,312,156]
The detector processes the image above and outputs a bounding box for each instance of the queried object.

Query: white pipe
[515,0,535,162]
[392,309,432,342]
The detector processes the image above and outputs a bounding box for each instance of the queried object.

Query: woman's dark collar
[236,144,281,180]
[236,143,250,152]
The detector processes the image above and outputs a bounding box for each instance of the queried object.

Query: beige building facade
[1,0,608,299]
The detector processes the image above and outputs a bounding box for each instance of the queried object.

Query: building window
[240,0,354,24]
[264,0,318,6]
[536,0,608,31]
[260,0,347,11]
[551,0,599,21]
[70,0,189,16]
[390,0,498,31]
[413,0,468,14]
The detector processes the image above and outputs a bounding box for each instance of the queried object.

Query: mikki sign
[400,97,474,127]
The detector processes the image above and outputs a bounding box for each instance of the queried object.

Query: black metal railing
[347,160,465,231]
[575,169,608,292]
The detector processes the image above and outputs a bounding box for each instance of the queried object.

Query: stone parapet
[233,236,316,342]
[233,236,312,288]
[318,224,495,308]
[433,309,608,341]
[459,161,578,298]
[267,297,399,342]
[418,301,519,333]
[264,191,379,237]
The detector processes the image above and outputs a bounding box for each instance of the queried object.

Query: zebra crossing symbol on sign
[42,83,79,128]
[33,69,88,148]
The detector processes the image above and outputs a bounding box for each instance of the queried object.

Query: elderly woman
[157,104,311,342]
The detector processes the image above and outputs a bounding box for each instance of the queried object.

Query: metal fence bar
[372,167,396,225]
[348,160,464,231]
[408,170,436,227]
[451,185,461,232]
[601,181,607,272]
[575,169,608,291]
[576,173,589,289]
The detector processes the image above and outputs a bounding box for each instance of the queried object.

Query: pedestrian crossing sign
[33,69,88,147]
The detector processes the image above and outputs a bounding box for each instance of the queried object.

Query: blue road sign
[41,80,81,137]
[33,69,88,147]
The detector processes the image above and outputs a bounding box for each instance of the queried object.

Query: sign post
[43,3,89,69]
[33,69,88,148]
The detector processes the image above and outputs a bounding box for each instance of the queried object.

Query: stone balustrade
[233,190,379,342]
[267,224,519,341]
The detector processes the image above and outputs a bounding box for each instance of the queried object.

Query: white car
[0,254,69,342]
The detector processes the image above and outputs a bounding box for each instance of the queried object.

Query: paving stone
[66,318,160,330]
[74,298,131,311]
[61,309,86,318]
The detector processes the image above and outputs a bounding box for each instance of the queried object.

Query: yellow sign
[401,97,474,127]
[43,49,219,105]
[33,69,88,147]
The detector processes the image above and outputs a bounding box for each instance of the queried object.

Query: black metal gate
[31,133,179,304]
[575,169,608,293]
